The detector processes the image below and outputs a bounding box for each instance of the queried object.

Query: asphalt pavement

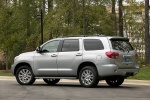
[0,76,150,100]
[0,76,150,86]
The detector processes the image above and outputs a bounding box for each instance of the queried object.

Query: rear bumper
[96,64,139,77]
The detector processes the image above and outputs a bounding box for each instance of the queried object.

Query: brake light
[106,52,119,59]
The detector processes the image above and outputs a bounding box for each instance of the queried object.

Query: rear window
[84,39,104,50]
[111,39,134,51]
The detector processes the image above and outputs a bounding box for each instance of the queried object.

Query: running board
[35,77,77,79]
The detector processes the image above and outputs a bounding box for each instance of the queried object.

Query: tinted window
[42,40,60,53]
[111,39,134,51]
[62,39,79,52]
[84,39,104,50]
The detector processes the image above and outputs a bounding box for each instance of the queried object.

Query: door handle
[51,54,57,57]
[76,53,82,56]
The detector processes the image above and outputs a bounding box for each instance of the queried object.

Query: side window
[42,40,60,53]
[84,39,104,50]
[62,39,79,52]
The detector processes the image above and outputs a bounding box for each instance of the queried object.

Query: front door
[34,40,60,76]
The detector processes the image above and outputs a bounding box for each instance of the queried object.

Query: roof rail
[58,34,105,38]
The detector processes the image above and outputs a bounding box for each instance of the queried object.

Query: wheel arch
[14,62,32,76]
[77,61,98,78]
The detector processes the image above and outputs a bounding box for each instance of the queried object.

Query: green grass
[128,67,150,80]
[0,67,150,80]
[0,70,13,76]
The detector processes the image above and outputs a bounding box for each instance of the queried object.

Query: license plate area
[125,58,131,62]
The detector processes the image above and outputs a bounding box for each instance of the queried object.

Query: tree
[82,0,86,35]
[119,0,123,36]
[145,0,150,64]
[123,1,145,60]
[112,0,117,36]
[73,0,76,25]
[0,0,143,69]
[48,0,53,13]
[0,0,41,70]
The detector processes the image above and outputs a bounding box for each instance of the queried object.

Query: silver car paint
[57,39,83,76]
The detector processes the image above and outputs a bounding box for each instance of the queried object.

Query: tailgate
[110,38,138,69]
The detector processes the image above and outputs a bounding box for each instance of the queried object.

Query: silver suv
[11,35,139,87]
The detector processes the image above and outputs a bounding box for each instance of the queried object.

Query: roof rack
[58,34,105,38]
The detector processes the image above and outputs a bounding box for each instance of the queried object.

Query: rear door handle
[76,53,82,56]
[51,54,57,57]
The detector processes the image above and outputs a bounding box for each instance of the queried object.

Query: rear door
[110,38,138,69]
[57,39,82,76]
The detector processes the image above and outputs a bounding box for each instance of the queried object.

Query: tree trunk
[112,0,117,36]
[119,0,123,37]
[73,0,76,26]
[5,50,8,71]
[43,0,45,14]
[14,0,17,5]
[0,0,2,8]
[145,0,150,64]
[48,0,53,13]
[82,0,86,35]
[23,0,30,36]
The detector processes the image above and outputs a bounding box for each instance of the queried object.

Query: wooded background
[0,0,149,70]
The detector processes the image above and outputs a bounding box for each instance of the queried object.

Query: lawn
[128,67,150,80]
[0,67,150,80]
[0,70,13,76]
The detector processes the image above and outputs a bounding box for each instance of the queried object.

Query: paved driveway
[0,79,150,100]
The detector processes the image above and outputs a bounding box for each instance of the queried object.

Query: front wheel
[43,79,60,85]
[106,77,124,87]
[79,66,99,88]
[16,66,35,85]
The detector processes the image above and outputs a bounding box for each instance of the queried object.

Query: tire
[79,66,99,88]
[43,79,60,85]
[106,77,124,87]
[16,66,35,85]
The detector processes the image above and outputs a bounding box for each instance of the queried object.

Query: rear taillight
[106,52,119,59]
[135,53,138,59]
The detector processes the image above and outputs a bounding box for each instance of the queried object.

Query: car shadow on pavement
[28,83,138,89]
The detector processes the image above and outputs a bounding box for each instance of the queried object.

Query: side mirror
[36,47,42,53]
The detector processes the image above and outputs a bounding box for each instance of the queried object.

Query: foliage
[123,0,145,60]
[0,1,40,69]
[0,0,148,69]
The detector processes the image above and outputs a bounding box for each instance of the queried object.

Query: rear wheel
[106,77,124,87]
[16,66,35,85]
[43,79,60,85]
[79,66,99,88]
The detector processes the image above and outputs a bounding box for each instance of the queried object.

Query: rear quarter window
[84,39,104,51]
[111,39,134,52]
